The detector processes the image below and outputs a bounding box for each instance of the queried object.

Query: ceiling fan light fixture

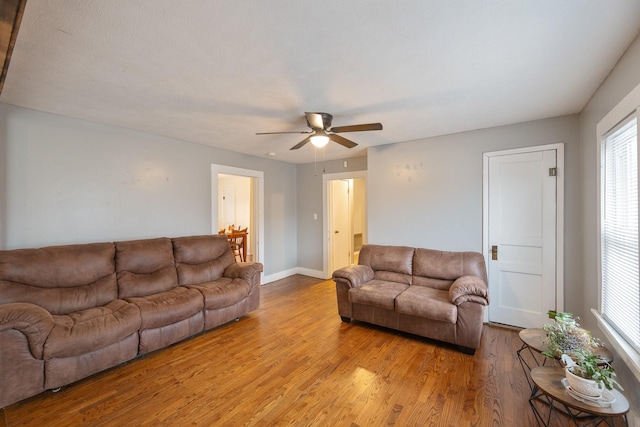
[310,131,329,148]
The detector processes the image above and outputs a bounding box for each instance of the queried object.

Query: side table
[518,328,614,393]
[529,366,629,426]
[518,328,555,391]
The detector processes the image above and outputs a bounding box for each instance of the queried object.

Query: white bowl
[565,366,604,398]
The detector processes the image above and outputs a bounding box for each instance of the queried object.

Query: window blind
[601,116,640,354]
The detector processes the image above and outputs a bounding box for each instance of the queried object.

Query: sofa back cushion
[358,244,414,285]
[115,237,179,298]
[0,243,117,315]
[172,235,235,285]
[412,248,488,290]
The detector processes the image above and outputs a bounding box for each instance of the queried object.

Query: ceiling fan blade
[290,136,312,150]
[329,133,358,149]
[330,123,383,133]
[256,131,311,135]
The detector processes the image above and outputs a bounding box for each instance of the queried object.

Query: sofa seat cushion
[395,286,457,323]
[186,278,250,309]
[44,300,141,359]
[125,286,204,329]
[349,280,409,310]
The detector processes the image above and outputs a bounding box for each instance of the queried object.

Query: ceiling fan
[256,112,383,150]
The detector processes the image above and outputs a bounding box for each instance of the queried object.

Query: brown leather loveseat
[0,234,263,408]
[332,244,488,354]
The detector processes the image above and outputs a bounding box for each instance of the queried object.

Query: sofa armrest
[449,275,489,306]
[224,262,264,288]
[332,265,374,288]
[0,303,54,359]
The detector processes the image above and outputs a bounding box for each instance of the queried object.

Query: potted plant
[543,311,623,397]
[542,311,602,359]
[562,350,623,395]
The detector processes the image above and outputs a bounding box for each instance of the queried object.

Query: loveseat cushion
[186,278,250,309]
[348,280,409,310]
[125,286,204,329]
[412,248,488,289]
[357,245,414,285]
[115,238,179,298]
[44,300,141,359]
[395,287,457,323]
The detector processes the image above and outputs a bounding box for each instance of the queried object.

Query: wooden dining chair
[228,228,247,262]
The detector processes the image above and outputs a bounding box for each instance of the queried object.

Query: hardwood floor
[0,275,626,426]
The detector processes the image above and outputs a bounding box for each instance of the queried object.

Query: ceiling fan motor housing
[306,112,333,130]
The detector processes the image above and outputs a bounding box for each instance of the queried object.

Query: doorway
[218,174,254,260]
[483,144,564,328]
[211,165,264,268]
[323,171,367,278]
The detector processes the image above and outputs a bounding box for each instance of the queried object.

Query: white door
[330,179,351,272]
[486,148,560,328]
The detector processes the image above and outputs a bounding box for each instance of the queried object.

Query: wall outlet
[313,213,317,220]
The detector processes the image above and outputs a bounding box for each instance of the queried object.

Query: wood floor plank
[2,275,628,426]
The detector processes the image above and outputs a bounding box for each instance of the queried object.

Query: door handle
[491,245,498,260]
[334,230,339,234]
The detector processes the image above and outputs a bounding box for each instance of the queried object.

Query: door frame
[211,164,264,269]
[323,171,367,279]
[482,143,565,322]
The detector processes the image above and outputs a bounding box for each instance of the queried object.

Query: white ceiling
[2,1,640,164]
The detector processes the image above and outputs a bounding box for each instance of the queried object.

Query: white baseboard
[295,267,325,279]
[262,267,327,285]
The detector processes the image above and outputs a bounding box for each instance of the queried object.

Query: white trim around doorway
[211,164,265,273]
[322,171,367,279]
[482,143,565,323]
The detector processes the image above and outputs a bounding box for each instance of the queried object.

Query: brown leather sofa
[333,244,489,354]
[0,234,263,408]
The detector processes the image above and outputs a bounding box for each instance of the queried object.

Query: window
[591,84,640,381]
[596,83,640,383]
[601,116,640,356]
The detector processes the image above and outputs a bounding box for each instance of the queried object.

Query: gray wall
[0,103,298,278]
[579,32,640,418]
[368,115,580,258]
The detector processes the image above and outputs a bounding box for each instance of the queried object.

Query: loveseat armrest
[449,275,489,306]
[332,265,374,288]
[0,303,54,359]
[224,262,264,288]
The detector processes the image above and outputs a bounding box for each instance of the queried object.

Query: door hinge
[549,167,557,177]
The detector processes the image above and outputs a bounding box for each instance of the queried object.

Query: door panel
[488,149,557,328]
[330,180,351,272]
